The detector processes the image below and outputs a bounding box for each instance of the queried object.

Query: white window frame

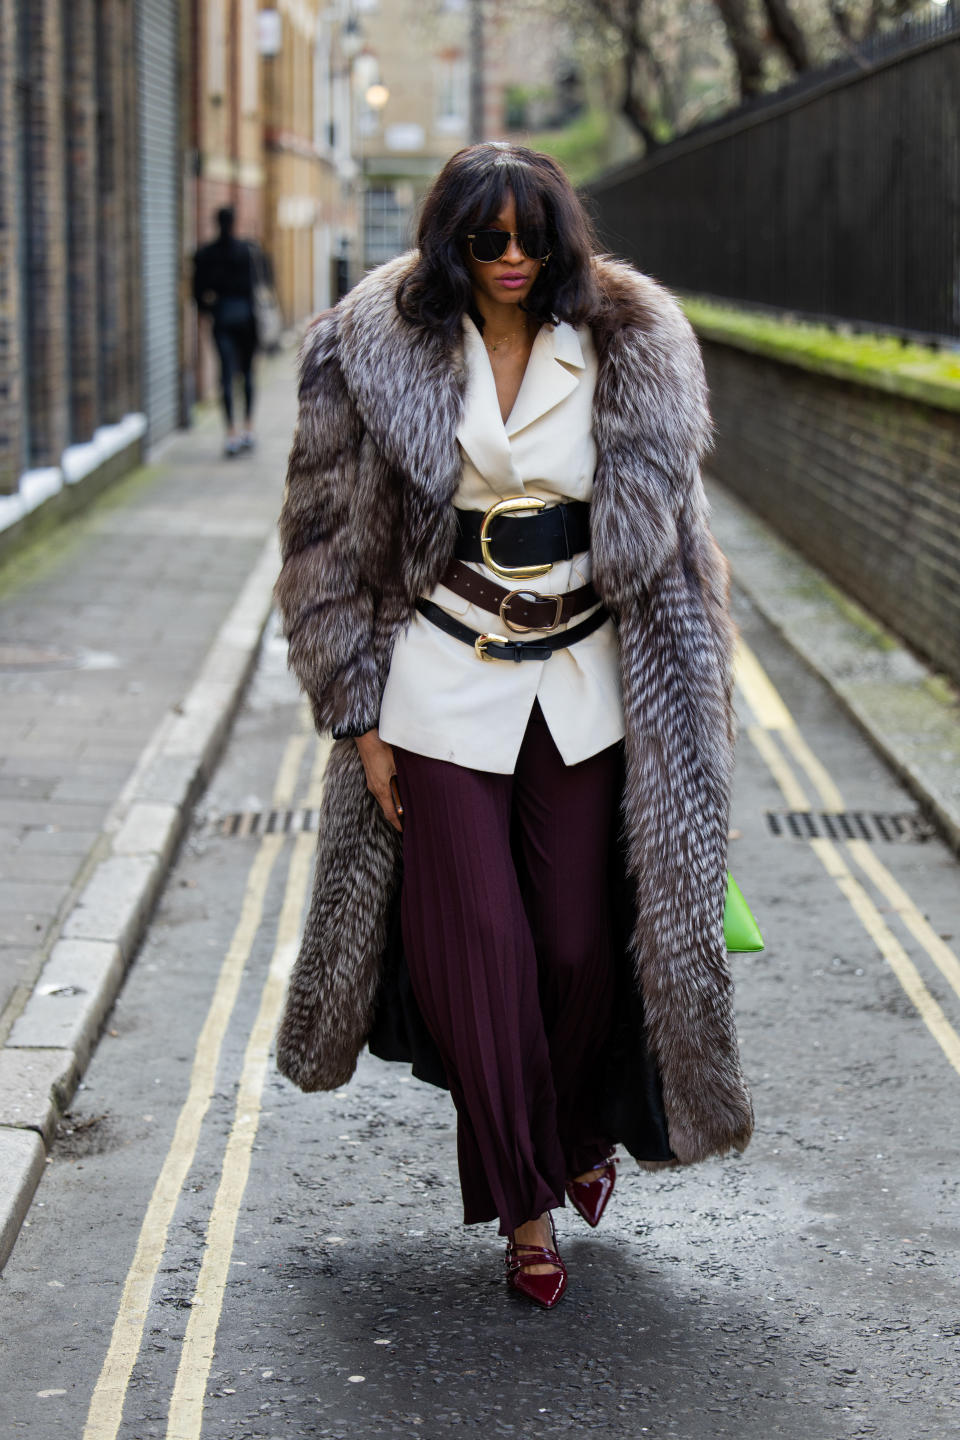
[434,54,468,136]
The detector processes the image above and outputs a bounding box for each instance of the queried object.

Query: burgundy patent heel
[504,1213,567,1310]
[565,1155,617,1228]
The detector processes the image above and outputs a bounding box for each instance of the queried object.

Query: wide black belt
[454,498,591,576]
[416,597,609,662]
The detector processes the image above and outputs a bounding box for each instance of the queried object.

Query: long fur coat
[273,250,753,1166]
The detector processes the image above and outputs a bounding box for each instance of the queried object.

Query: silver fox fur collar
[274,251,753,1165]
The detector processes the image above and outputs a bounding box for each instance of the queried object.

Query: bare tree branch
[827,0,854,43]
[589,0,662,146]
[710,0,766,97]
[760,0,811,72]
[538,0,939,162]
[861,0,886,40]
[825,1,872,66]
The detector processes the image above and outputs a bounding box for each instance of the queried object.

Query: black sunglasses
[466,228,552,263]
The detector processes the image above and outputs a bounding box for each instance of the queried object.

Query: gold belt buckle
[479,496,551,581]
[474,631,511,662]
[499,589,564,634]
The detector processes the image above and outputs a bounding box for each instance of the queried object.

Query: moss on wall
[681,296,960,416]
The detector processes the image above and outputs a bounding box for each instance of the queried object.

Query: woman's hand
[355,729,403,832]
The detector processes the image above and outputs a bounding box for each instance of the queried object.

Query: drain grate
[764,809,936,843]
[217,808,320,838]
[215,806,936,844]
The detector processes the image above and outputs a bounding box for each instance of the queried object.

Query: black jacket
[193,237,255,322]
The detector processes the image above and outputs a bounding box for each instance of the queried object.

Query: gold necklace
[484,326,528,354]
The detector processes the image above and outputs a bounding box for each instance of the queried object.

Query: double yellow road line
[84,711,328,1440]
[735,641,960,1076]
[84,641,960,1439]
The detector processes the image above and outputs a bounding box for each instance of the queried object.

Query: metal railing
[584,7,960,345]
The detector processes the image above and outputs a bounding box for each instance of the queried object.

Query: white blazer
[377,314,625,773]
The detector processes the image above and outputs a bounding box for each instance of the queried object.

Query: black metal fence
[584,9,960,344]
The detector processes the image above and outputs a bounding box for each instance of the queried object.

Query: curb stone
[706,478,960,854]
[0,532,280,1270]
[0,1130,46,1266]
[0,1049,78,1143]
[7,940,125,1069]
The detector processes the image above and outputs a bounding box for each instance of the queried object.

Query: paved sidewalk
[0,352,296,1263]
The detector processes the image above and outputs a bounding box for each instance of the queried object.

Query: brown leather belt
[439,558,599,634]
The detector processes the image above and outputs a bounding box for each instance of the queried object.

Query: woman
[193,206,259,458]
[274,143,753,1310]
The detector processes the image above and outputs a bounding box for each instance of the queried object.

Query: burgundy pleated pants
[392,701,619,1237]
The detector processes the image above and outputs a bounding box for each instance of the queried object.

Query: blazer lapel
[455,315,518,490]
[505,321,584,438]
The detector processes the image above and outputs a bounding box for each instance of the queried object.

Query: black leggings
[213,321,256,426]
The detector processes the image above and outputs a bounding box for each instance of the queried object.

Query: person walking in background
[193,207,259,458]
[273,142,753,1312]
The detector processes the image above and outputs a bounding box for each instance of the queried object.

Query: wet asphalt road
[1,590,959,1440]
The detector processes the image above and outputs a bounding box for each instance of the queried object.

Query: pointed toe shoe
[565,1157,616,1228]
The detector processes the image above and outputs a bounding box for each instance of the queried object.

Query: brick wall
[0,0,148,492]
[64,0,100,444]
[190,0,266,407]
[21,0,69,466]
[96,0,142,426]
[0,0,21,491]
[121,4,143,421]
[195,178,261,244]
[701,340,960,686]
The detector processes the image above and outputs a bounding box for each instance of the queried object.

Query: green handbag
[724,872,764,952]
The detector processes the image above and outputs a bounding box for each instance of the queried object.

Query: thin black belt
[416,597,609,662]
[454,499,591,569]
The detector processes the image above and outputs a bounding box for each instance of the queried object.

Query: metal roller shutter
[135,0,180,444]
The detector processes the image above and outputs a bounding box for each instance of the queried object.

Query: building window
[240,0,259,115]
[314,28,332,153]
[206,0,227,98]
[434,54,467,136]
[364,185,415,268]
[385,122,425,152]
[331,69,355,177]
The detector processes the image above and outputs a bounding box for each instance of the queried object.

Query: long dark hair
[396,142,604,341]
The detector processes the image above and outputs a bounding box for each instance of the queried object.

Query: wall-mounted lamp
[341,16,364,60]
[352,50,379,93]
[258,9,282,56]
[365,83,390,110]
